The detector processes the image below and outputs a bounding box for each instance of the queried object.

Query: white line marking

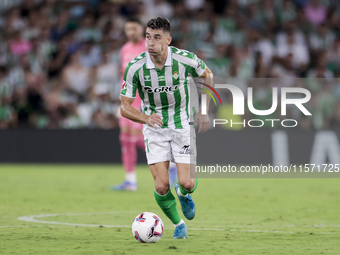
[0,226,29,228]
[16,212,340,234]
[231,229,295,233]
[17,212,134,228]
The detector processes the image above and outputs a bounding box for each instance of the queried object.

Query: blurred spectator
[0,0,339,130]
[144,0,173,19]
[62,52,92,101]
[276,32,309,71]
[79,40,101,68]
[330,103,340,129]
[309,23,335,51]
[277,0,297,26]
[76,13,102,43]
[95,51,120,100]
[307,51,333,78]
[6,7,26,32]
[51,11,70,42]
[304,0,327,26]
[9,31,32,56]
[251,31,274,66]
[48,35,70,78]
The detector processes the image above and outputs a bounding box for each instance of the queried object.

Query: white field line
[0,226,29,228]
[15,212,340,234]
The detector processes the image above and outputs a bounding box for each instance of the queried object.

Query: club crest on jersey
[144,75,151,81]
[172,71,179,80]
[144,85,178,93]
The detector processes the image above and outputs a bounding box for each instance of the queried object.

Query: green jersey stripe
[132,68,141,97]
[184,79,190,121]
[121,46,207,129]
[142,64,156,114]
[179,62,191,121]
[158,68,169,128]
[172,59,182,128]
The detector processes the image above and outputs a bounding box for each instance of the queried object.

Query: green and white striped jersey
[121,46,206,129]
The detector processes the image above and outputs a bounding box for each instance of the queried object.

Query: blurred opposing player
[111,19,177,191]
[120,17,212,239]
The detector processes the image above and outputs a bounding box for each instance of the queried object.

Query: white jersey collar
[146,46,172,69]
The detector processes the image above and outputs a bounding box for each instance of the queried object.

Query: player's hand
[147,113,163,129]
[195,111,210,133]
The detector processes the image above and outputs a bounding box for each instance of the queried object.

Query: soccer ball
[132,212,164,243]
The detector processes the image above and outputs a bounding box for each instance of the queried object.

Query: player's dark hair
[126,18,143,26]
[147,17,171,33]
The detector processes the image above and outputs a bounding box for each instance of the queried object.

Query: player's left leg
[175,163,197,220]
[171,127,197,220]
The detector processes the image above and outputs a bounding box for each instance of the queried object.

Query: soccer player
[120,17,212,239]
[110,19,145,191]
[111,18,177,191]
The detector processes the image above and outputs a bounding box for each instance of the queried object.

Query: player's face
[145,28,171,56]
[125,22,143,43]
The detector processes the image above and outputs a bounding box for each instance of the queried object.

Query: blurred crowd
[0,0,340,130]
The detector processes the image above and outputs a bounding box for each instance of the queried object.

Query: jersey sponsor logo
[179,145,192,155]
[143,85,179,93]
[172,71,179,80]
[121,81,126,89]
[158,76,165,81]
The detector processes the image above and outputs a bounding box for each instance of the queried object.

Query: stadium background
[1,1,340,254]
[0,0,340,165]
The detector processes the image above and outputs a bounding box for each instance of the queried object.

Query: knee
[155,181,170,195]
[179,178,195,191]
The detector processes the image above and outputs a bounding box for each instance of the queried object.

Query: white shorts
[143,125,196,165]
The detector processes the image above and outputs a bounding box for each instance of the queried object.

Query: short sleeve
[189,55,206,78]
[120,66,140,98]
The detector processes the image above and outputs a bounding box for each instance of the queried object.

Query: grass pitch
[1,164,340,255]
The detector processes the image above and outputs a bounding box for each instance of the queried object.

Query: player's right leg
[149,162,187,239]
[144,126,187,239]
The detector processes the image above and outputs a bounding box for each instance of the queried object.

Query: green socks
[154,178,198,225]
[154,189,181,225]
[179,177,198,196]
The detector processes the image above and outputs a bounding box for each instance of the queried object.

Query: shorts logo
[172,71,179,80]
[179,145,192,155]
[145,75,151,81]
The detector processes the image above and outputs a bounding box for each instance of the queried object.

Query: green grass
[1,164,340,255]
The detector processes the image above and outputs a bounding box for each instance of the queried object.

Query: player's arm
[120,96,163,129]
[196,65,214,133]
[120,63,163,129]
